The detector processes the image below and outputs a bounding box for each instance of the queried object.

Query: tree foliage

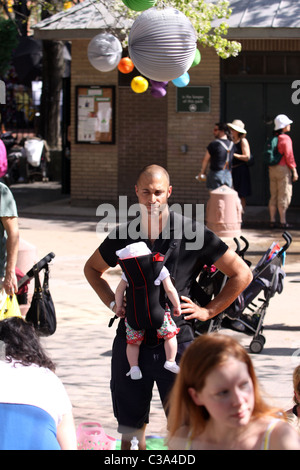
[0,17,18,77]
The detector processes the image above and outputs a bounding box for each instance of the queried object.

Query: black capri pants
[110,333,191,434]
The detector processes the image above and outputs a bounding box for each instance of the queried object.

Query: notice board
[76,85,115,144]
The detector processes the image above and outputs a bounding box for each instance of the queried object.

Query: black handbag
[26,264,56,336]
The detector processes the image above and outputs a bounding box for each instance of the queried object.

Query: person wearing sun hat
[228,119,252,210]
[268,114,298,229]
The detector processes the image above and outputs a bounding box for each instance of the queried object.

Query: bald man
[84,164,252,449]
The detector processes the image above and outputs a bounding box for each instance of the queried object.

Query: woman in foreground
[0,317,77,450]
[167,334,300,450]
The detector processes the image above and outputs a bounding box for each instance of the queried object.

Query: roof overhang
[33,0,133,41]
[227,27,300,40]
[33,0,300,41]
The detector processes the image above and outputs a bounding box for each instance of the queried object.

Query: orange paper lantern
[118,57,135,74]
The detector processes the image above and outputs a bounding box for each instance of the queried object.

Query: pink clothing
[0,140,8,178]
[277,134,297,169]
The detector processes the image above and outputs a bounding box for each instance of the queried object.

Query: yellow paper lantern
[131,76,149,93]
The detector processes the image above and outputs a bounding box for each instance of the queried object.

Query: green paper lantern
[191,49,201,68]
[122,0,157,12]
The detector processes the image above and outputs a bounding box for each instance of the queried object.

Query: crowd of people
[0,121,298,450]
[197,114,298,227]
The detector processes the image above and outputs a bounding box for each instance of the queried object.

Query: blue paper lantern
[172,72,190,88]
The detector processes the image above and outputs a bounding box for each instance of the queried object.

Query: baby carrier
[118,241,179,331]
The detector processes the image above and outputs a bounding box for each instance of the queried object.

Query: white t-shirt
[0,360,72,425]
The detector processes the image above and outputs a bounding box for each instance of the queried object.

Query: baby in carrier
[115,242,182,380]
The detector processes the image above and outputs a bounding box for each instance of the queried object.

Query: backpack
[263,136,282,166]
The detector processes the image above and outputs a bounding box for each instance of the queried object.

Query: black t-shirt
[207,139,234,171]
[99,211,228,345]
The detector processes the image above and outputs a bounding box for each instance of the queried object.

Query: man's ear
[167,185,172,199]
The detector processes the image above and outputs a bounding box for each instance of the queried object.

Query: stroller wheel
[249,335,265,354]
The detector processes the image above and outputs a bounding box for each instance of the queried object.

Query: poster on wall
[76,85,115,144]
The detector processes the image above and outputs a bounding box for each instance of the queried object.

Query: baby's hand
[116,306,126,318]
[173,307,182,316]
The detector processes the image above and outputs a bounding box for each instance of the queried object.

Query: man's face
[213,125,220,138]
[135,171,172,218]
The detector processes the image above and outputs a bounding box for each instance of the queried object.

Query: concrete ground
[9,181,300,442]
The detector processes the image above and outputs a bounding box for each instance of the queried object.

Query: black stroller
[193,232,292,353]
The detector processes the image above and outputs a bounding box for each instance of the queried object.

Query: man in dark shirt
[197,122,234,190]
[84,164,252,449]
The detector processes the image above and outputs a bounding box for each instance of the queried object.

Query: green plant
[0,18,18,78]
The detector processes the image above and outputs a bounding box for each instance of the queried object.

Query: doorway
[222,50,300,206]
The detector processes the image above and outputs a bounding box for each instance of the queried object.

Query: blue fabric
[206,169,232,190]
[0,403,61,450]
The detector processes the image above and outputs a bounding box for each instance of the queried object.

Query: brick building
[34,0,300,208]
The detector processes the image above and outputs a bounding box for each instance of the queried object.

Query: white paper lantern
[88,33,122,72]
[128,8,197,82]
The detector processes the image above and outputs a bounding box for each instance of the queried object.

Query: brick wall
[70,39,119,205]
[167,46,220,207]
[70,40,220,206]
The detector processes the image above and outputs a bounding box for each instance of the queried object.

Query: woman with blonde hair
[167,334,300,450]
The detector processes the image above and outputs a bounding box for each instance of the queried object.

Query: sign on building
[176,86,210,113]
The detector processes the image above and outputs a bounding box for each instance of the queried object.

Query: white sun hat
[274,114,293,131]
[227,119,247,134]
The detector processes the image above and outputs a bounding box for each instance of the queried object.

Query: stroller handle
[26,252,55,277]
[233,237,241,254]
[281,231,292,254]
[239,236,249,256]
[233,236,250,257]
[18,252,55,288]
